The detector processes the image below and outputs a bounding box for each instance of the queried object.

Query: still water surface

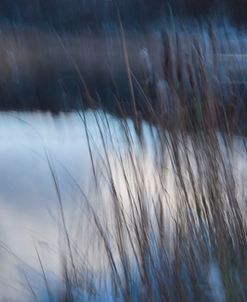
[0,111,246,301]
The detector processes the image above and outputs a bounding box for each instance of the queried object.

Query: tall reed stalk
[37,21,247,302]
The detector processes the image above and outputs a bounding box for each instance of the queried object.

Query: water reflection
[0,112,95,301]
[0,112,246,301]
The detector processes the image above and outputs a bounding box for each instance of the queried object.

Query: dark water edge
[0,75,246,135]
[0,21,246,132]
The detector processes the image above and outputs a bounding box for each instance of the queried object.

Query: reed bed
[33,21,247,302]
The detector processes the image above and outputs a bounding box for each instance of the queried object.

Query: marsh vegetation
[0,3,246,301]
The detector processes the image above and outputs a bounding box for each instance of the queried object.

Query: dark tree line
[0,1,246,30]
[0,0,166,30]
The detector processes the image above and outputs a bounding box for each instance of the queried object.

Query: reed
[35,21,247,302]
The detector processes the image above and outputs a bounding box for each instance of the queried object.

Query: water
[0,111,148,301]
[0,112,95,300]
[0,111,246,301]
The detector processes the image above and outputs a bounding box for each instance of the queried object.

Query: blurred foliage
[0,1,246,30]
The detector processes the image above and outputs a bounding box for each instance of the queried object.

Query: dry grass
[32,21,247,302]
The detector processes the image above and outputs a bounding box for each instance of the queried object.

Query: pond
[0,111,246,301]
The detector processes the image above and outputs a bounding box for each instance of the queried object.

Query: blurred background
[0,0,246,113]
[0,2,247,301]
